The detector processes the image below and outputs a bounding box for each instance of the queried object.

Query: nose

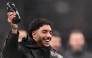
[47,32,52,37]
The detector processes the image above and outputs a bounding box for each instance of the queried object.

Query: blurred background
[0,0,92,57]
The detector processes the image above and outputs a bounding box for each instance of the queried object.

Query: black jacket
[2,31,63,58]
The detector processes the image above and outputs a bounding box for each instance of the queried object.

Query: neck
[37,42,43,47]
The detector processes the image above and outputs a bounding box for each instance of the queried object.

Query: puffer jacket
[2,31,63,58]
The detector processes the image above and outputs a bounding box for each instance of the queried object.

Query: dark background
[0,0,92,52]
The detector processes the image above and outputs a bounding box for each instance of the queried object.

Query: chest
[24,48,50,58]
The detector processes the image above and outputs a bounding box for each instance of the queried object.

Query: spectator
[63,30,92,58]
[18,30,27,42]
[50,30,64,55]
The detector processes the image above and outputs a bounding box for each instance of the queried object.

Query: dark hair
[52,30,61,37]
[70,29,83,35]
[69,29,84,39]
[28,18,53,38]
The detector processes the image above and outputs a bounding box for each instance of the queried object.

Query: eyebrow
[42,30,52,32]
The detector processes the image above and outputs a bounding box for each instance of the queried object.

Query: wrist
[12,28,18,30]
[12,28,18,34]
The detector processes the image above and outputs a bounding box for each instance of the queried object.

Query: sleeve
[1,31,23,58]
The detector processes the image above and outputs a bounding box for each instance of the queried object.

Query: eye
[42,30,52,35]
[42,30,47,34]
[50,31,52,35]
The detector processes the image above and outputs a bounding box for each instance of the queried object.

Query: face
[69,33,85,50]
[50,36,61,51]
[32,25,52,47]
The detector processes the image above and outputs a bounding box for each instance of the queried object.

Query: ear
[32,31,36,37]
[32,31,37,40]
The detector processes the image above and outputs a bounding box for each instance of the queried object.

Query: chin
[44,45,50,47]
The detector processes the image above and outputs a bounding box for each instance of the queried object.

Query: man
[63,30,92,58]
[18,30,27,42]
[2,12,63,58]
[50,30,64,56]
[50,30,62,51]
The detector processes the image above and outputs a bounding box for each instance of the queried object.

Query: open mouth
[43,38,51,42]
[45,40,50,42]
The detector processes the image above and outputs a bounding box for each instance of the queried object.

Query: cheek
[36,33,46,42]
[37,34,43,41]
[34,34,40,41]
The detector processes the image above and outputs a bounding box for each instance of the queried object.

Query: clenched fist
[7,12,18,33]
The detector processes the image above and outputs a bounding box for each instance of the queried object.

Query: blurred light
[54,1,70,14]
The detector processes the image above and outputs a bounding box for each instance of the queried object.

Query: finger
[10,15,16,20]
[8,14,16,18]
[7,13,13,17]
[8,15,16,22]
[7,12,16,16]
[7,12,13,15]
[12,12,16,16]
[8,13,16,18]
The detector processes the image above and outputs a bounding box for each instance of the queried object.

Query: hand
[7,12,18,33]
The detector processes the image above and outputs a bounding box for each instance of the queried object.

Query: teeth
[45,40,49,42]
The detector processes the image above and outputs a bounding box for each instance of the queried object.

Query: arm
[2,31,19,58]
[1,12,23,58]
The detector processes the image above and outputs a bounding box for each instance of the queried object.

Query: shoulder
[50,47,63,58]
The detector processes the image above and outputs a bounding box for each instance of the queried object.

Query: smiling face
[32,25,52,47]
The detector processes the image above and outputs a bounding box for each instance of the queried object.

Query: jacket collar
[21,35,50,49]
[21,35,41,48]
